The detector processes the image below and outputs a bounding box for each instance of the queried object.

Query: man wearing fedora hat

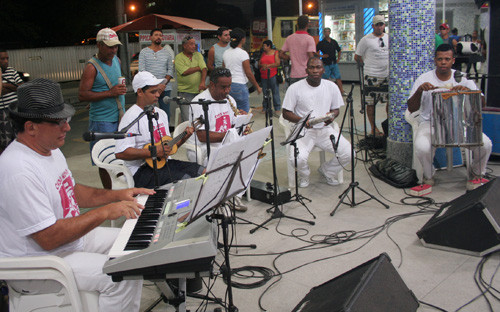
[79,28,127,159]
[0,78,153,311]
[115,71,204,188]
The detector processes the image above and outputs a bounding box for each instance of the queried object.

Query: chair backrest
[173,120,191,138]
[0,255,98,312]
[91,139,134,189]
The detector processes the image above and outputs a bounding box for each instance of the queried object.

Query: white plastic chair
[0,255,99,312]
[174,121,206,165]
[91,139,134,190]
[279,114,343,188]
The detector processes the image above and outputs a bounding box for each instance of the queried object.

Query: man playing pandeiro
[282,57,352,188]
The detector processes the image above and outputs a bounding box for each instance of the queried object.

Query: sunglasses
[42,116,72,126]
[379,38,385,48]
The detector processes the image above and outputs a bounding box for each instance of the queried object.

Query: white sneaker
[318,167,340,186]
[298,177,310,188]
[423,177,435,186]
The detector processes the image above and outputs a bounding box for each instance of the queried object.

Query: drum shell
[431,91,483,147]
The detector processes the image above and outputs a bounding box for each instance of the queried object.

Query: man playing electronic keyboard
[407,44,492,190]
[283,57,352,188]
[0,78,153,312]
[115,71,204,188]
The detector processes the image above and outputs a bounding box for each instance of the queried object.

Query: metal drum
[431,90,483,147]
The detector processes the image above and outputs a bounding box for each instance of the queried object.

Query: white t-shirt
[282,79,344,129]
[222,47,249,84]
[408,69,478,123]
[0,141,83,257]
[188,89,236,150]
[355,33,389,77]
[115,104,170,175]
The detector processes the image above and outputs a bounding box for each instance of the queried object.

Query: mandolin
[144,118,203,169]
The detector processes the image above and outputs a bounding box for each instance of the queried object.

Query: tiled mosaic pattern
[389,0,435,143]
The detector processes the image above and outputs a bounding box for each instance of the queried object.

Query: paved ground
[60,81,500,312]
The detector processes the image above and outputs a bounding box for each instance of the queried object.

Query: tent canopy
[112,14,219,32]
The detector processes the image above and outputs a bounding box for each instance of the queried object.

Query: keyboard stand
[145,274,223,312]
[144,279,186,312]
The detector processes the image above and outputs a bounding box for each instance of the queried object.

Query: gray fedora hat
[10,78,75,119]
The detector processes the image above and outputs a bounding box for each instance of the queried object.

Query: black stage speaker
[292,253,419,312]
[417,179,500,256]
[250,180,291,205]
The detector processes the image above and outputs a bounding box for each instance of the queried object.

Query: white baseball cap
[132,71,166,93]
[373,15,385,25]
[96,28,122,46]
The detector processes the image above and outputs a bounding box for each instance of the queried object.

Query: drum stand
[357,65,387,162]
[330,85,389,216]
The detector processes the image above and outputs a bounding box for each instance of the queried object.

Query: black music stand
[250,114,316,234]
[330,85,389,216]
[187,128,271,312]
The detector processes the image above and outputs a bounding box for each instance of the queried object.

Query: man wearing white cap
[79,28,127,165]
[355,15,389,137]
[115,71,204,188]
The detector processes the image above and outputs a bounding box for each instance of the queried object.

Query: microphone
[330,134,338,156]
[82,131,139,142]
[162,95,170,105]
[454,70,463,83]
[347,83,355,98]
[171,96,188,104]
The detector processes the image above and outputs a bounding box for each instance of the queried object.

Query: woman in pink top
[259,40,281,116]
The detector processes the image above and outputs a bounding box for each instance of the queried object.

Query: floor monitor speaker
[417,179,500,256]
[292,253,419,312]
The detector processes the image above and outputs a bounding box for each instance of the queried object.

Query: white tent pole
[442,0,446,24]
[299,0,303,15]
[266,0,273,41]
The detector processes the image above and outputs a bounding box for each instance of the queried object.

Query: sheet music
[190,126,272,221]
[233,114,253,130]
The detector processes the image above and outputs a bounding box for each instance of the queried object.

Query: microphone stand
[358,63,370,161]
[330,84,389,216]
[179,98,227,160]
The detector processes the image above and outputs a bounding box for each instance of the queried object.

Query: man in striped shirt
[0,49,24,153]
[138,28,173,122]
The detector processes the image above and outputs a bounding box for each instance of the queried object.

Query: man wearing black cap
[0,78,152,311]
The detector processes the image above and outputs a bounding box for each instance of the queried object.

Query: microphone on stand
[82,132,139,141]
[330,134,338,157]
[454,70,463,83]
[171,96,188,105]
[347,83,355,99]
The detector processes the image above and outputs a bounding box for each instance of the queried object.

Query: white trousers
[62,227,142,312]
[414,121,492,180]
[290,126,352,179]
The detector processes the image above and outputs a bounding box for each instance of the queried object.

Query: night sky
[0,0,304,49]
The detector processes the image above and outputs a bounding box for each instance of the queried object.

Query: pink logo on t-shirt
[215,114,230,132]
[153,123,167,143]
[56,170,80,218]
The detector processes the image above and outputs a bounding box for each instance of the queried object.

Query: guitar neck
[167,131,187,147]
